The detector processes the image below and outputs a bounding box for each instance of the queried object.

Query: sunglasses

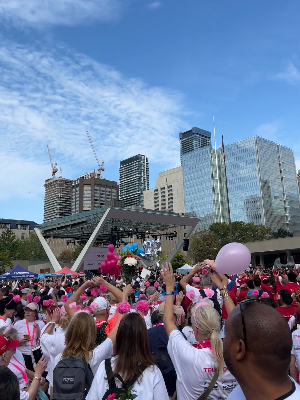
[239,299,258,350]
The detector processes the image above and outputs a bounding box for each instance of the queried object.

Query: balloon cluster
[100,244,121,277]
[122,242,145,257]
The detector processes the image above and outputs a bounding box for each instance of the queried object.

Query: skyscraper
[44,177,73,222]
[143,166,185,214]
[119,154,149,207]
[182,136,300,235]
[179,127,211,161]
[72,172,123,214]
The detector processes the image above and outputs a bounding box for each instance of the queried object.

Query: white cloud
[148,2,161,9]
[253,122,282,141]
[0,0,125,26]
[272,60,300,86]
[0,39,186,200]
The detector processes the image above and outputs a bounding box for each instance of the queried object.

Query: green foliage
[15,232,48,261]
[0,251,13,274]
[273,228,293,238]
[58,249,73,262]
[0,229,19,259]
[209,221,273,244]
[72,245,84,260]
[171,251,186,270]
[187,230,220,264]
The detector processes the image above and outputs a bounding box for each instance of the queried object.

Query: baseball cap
[0,335,19,356]
[91,297,110,310]
[22,288,31,294]
[25,302,38,311]
[158,302,182,316]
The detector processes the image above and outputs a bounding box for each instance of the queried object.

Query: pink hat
[193,277,201,283]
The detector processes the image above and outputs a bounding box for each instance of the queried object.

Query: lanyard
[26,320,36,346]
[10,356,28,384]
[96,320,107,328]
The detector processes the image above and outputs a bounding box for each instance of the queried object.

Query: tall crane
[47,145,58,177]
[86,131,105,178]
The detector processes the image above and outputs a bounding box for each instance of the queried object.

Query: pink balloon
[101,262,107,269]
[215,243,251,275]
[113,254,120,261]
[106,252,114,261]
[107,260,116,268]
[108,244,115,253]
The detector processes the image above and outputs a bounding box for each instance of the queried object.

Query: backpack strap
[105,358,116,390]
[122,365,148,391]
[197,369,219,400]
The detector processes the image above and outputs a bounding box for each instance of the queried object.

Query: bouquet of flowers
[119,249,141,284]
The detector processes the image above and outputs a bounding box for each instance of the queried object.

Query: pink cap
[193,277,201,283]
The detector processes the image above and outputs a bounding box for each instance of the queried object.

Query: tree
[16,232,48,261]
[72,245,84,260]
[0,229,19,259]
[209,221,273,244]
[171,251,186,270]
[0,251,13,274]
[187,230,221,263]
[273,228,293,238]
[58,249,73,263]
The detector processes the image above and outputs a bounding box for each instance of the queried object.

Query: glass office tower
[182,136,300,235]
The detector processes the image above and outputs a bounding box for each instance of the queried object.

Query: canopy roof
[0,264,38,280]
[55,266,80,277]
[176,264,193,273]
[37,207,200,242]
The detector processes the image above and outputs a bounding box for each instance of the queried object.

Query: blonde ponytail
[191,304,224,374]
[210,328,224,373]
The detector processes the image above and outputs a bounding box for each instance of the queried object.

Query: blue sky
[0,0,300,223]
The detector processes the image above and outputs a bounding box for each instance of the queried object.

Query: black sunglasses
[239,299,257,349]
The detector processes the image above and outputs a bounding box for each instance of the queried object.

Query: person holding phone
[14,303,45,371]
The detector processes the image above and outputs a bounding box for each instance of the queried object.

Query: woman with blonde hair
[162,263,237,400]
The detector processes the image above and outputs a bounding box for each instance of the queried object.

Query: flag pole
[222,135,233,242]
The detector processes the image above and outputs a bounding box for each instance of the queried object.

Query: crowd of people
[0,260,299,399]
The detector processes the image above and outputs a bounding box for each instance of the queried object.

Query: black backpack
[53,356,94,400]
[102,358,147,400]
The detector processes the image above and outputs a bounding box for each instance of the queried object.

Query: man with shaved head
[224,301,300,399]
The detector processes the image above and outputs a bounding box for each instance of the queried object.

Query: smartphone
[32,346,43,364]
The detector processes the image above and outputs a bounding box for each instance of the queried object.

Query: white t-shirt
[0,317,12,328]
[167,330,237,400]
[227,379,300,399]
[291,326,300,370]
[50,338,113,388]
[86,357,169,400]
[14,319,45,355]
[144,312,152,330]
[182,326,197,345]
[8,349,28,389]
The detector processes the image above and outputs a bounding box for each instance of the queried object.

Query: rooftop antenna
[47,145,58,177]
[86,131,105,178]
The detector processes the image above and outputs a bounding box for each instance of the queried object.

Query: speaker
[183,238,189,251]
[110,234,117,246]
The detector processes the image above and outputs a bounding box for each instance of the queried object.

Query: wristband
[34,376,41,381]
[165,291,174,296]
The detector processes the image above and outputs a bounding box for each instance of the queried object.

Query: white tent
[176,264,193,274]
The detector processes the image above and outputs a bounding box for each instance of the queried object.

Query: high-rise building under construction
[43,177,73,222]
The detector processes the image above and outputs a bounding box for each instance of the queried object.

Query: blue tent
[0,264,38,280]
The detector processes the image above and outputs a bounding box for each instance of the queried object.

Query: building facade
[44,177,73,222]
[180,127,211,161]
[119,155,149,207]
[143,167,185,213]
[182,136,300,235]
[72,172,123,214]
[0,219,37,240]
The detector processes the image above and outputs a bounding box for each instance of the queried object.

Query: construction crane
[47,145,58,177]
[86,131,105,178]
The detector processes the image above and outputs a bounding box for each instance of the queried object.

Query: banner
[84,247,109,270]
